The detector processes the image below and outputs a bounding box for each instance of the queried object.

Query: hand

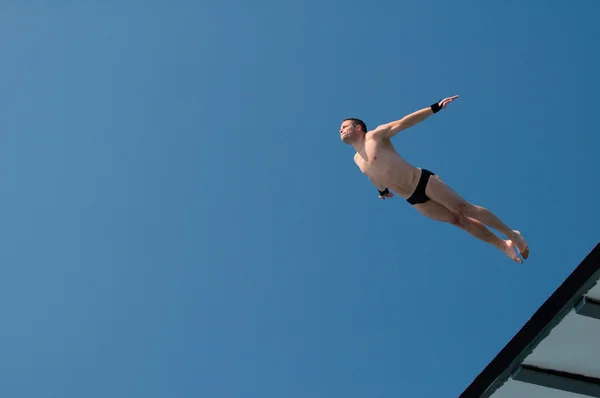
[379,191,394,200]
[438,95,459,110]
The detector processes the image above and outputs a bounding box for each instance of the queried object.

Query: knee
[449,214,464,227]
[457,202,478,217]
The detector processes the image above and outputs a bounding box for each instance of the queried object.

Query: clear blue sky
[0,2,598,397]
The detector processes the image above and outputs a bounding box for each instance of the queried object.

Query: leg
[424,174,529,259]
[414,201,522,263]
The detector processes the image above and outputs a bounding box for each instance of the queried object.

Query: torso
[354,135,421,198]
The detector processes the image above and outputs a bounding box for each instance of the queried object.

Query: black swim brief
[406,169,435,205]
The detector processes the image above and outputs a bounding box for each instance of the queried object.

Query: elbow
[392,118,414,133]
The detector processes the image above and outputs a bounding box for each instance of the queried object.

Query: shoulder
[366,124,391,141]
[366,126,392,144]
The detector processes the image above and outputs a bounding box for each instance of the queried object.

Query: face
[339,120,361,143]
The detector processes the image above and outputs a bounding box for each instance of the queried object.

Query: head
[340,118,367,144]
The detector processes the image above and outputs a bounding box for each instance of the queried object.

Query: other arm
[371,95,458,140]
[369,177,393,200]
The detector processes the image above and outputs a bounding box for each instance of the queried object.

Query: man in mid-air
[340,95,529,263]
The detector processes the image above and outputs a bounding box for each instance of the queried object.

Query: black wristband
[378,188,389,196]
[431,100,442,113]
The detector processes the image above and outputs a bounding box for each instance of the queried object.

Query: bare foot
[503,240,523,264]
[511,230,529,260]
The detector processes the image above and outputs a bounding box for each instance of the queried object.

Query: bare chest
[354,142,415,186]
[355,146,397,174]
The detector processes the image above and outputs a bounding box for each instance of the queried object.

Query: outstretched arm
[371,95,458,140]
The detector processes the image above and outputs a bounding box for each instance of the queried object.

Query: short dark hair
[344,118,367,133]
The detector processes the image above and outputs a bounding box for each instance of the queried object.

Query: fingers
[441,95,459,108]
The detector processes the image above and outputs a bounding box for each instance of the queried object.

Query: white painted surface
[490,378,591,398]
[587,280,600,301]
[479,260,600,398]
[522,310,600,379]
